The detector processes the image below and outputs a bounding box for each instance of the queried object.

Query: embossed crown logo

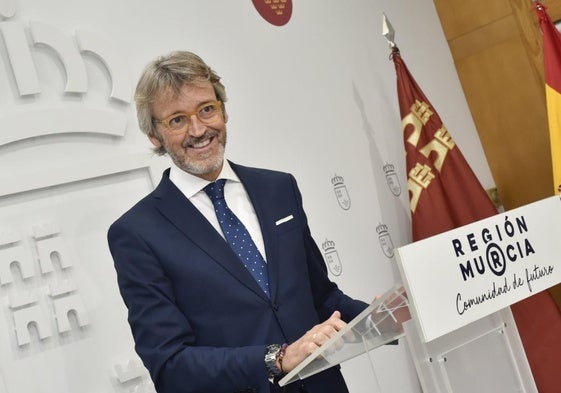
[322,239,336,252]
[376,223,388,235]
[0,6,132,147]
[383,163,395,174]
[331,174,345,187]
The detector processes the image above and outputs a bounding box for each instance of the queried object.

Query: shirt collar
[169,159,240,199]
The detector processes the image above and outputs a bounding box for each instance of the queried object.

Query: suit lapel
[152,171,270,301]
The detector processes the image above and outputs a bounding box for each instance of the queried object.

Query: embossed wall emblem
[376,223,395,259]
[0,2,153,392]
[0,5,132,147]
[384,162,402,196]
[332,174,351,211]
[322,239,342,276]
[0,222,89,347]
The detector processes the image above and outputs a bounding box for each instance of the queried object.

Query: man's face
[150,80,228,181]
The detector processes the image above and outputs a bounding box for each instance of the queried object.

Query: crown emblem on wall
[0,7,132,147]
[263,0,288,15]
[383,163,395,174]
[321,238,342,276]
[376,223,395,258]
[331,173,351,210]
[322,239,336,252]
[383,162,402,197]
[376,223,388,235]
[331,174,345,187]
[252,0,292,26]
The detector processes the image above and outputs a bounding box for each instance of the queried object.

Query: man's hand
[278,311,346,373]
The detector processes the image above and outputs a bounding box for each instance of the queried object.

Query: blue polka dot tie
[204,179,270,297]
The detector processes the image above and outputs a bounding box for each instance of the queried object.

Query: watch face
[265,344,282,376]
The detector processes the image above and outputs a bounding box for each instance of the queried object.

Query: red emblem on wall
[251,0,293,26]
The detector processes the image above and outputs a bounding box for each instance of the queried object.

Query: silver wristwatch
[264,344,283,380]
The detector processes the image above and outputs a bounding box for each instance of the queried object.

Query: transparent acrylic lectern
[279,284,537,392]
[279,285,410,387]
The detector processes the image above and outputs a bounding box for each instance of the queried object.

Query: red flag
[392,48,496,241]
[535,2,561,194]
[392,47,561,393]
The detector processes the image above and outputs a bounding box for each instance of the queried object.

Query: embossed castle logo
[0,222,89,347]
[322,239,342,276]
[0,2,132,148]
[376,223,395,258]
[332,174,351,211]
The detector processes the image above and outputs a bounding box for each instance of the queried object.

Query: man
[108,51,369,393]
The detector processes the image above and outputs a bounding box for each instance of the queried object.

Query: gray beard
[170,136,226,177]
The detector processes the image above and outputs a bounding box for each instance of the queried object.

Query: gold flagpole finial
[382,13,396,49]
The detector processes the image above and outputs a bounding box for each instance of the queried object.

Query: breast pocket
[274,214,298,234]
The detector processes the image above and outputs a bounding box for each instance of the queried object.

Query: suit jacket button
[272,303,279,311]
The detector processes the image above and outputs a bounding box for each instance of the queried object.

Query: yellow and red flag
[535,2,561,194]
[392,47,561,393]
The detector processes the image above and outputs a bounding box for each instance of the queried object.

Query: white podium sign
[396,195,561,342]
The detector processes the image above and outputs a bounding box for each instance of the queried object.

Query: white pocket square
[275,215,294,226]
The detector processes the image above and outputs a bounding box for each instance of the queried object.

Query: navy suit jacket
[108,162,368,393]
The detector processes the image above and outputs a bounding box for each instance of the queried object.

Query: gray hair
[134,51,227,155]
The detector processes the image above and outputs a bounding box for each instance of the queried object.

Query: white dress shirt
[169,160,268,261]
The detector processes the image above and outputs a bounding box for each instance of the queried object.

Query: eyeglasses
[153,100,223,133]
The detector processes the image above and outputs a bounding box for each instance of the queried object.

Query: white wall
[0,0,494,392]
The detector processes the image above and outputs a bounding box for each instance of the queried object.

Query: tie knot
[204,179,227,202]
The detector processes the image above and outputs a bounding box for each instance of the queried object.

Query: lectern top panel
[279,285,410,387]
